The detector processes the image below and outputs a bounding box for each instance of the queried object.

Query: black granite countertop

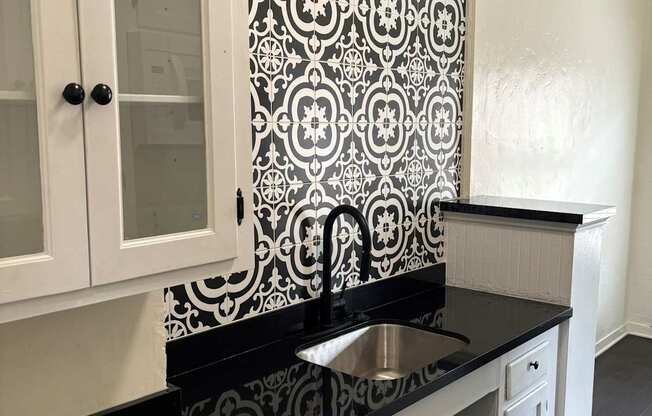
[169,280,572,416]
[440,195,615,225]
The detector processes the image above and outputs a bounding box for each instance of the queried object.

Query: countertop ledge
[170,283,572,416]
[440,195,615,225]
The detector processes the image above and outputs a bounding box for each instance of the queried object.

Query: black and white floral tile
[164,0,465,341]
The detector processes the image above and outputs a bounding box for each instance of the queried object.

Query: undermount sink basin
[296,322,469,380]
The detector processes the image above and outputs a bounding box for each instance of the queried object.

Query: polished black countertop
[440,195,615,225]
[169,278,572,416]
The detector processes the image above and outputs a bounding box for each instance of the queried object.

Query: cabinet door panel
[504,383,548,416]
[0,0,89,303]
[79,0,241,284]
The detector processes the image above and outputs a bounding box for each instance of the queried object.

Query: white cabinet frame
[78,0,247,285]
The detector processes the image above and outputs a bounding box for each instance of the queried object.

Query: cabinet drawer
[504,382,548,416]
[505,341,549,400]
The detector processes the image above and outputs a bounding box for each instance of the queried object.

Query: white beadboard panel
[444,212,610,416]
[446,218,574,305]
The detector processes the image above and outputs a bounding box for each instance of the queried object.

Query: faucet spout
[321,205,372,327]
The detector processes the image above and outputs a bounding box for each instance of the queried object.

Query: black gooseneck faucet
[320,205,372,327]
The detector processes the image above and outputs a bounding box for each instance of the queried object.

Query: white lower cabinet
[504,383,548,416]
[397,327,559,416]
[506,342,550,400]
[501,328,558,416]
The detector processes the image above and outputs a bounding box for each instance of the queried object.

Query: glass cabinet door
[79,0,243,285]
[0,0,89,305]
[0,0,42,260]
[114,0,208,241]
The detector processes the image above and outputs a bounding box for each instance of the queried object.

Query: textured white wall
[469,0,650,341]
[0,293,167,415]
[627,17,652,327]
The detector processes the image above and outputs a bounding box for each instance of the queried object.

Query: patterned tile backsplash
[164,0,465,341]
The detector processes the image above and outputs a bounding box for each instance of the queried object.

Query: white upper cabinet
[0,0,252,318]
[0,0,89,304]
[79,0,247,285]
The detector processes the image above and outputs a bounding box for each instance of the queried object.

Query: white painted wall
[0,293,167,415]
[627,14,652,329]
[468,0,650,342]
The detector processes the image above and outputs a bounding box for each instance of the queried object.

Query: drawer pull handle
[529,361,540,370]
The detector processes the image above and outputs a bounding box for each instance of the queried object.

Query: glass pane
[0,0,44,259]
[115,0,208,240]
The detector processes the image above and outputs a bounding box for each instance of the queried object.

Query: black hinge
[236,188,244,225]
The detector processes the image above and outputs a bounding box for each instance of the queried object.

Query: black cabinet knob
[62,83,85,105]
[91,83,113,105]
[529,361,540,370]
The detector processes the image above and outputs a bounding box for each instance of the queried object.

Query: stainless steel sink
[296,323,469,380]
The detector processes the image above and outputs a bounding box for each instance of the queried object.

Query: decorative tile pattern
[165,0,465,341]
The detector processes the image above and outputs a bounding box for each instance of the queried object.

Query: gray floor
[593,336,652,416]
